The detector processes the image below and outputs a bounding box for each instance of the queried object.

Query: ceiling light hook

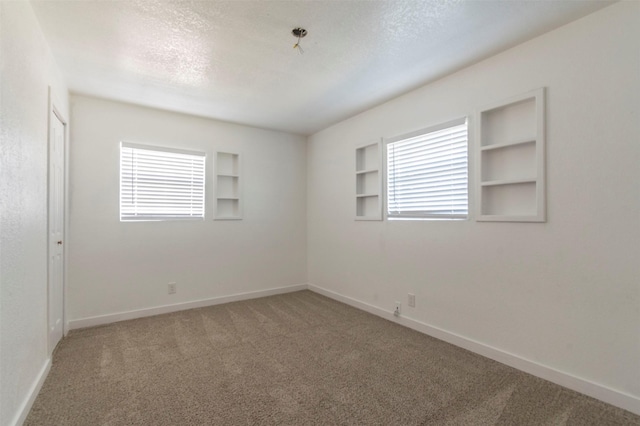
[292,27,307,55]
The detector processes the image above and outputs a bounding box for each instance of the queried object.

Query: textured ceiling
[31,0,613,135]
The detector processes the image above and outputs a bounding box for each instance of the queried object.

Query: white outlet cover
[408,293,416,308]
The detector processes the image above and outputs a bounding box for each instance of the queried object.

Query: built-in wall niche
[355,139,382,220]
[214,151,242,220]
[476,88,545,222]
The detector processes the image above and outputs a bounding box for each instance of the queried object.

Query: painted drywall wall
[67,96,307,322]
[0,1,69,425]
[307,0,640,404]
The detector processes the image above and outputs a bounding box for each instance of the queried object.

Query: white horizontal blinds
[120,142,205,221]
[387,119,468,219]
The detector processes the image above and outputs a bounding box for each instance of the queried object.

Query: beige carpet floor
[26,290,639,425]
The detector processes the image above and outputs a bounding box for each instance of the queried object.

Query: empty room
[1,0,639,425]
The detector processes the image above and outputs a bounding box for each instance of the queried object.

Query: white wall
[67,96,307,322]
[0,1,69,425]
[307,0,640,409]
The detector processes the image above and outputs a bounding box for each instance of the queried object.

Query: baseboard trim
[68,284,307,330]
[10,357,51,426]
[308,283,640,416]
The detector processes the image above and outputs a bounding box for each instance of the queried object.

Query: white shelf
[481,177,537,187]
[480,138,536,151]
[214,151,242,220]
[356,168,378,175]
[476,88,545,222]
[355,140,382,221]
[476,214,542,223]
[355,216,382,221]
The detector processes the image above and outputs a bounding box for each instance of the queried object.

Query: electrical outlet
[394,301,401,317]
[168,282,177,294]
[408,293,416,308]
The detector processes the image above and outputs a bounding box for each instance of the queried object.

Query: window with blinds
[120,142,206,221]
[386,118,468,219]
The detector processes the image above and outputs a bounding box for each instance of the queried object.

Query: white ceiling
[31,0,613,135]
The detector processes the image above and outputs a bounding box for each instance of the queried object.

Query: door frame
[47,87,69,354]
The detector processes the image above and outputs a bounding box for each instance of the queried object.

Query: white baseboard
[10,358,51,426]
[308,283,640,416]
[68,284,307,330]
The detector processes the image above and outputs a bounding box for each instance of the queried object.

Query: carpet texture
[26,290,639,425]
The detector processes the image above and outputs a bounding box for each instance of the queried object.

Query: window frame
[383,117,470,221]
[119,141,207,222]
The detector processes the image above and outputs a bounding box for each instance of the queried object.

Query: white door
[48,110,65,353]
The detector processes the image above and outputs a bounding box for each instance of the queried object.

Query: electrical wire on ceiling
[292,27,307,54]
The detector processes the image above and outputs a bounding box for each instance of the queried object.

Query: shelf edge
[480,138,536,151]
[481,178,536,187]
[355,168,379,175]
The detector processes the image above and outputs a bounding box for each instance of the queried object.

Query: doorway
[48,97,66,354]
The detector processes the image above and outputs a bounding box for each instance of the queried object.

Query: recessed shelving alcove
[214,151,242,220]
[355,140,382,220]
[476,88,546,222]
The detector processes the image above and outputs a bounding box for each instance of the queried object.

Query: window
[386,118,468,219]
[120,142,206,221]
